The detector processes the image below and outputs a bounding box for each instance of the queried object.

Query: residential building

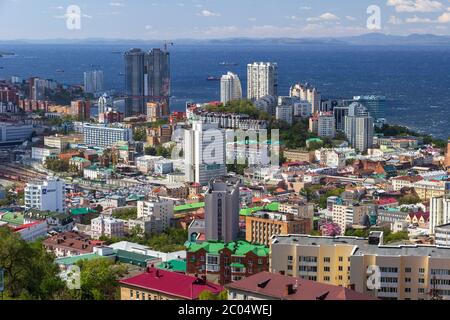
[246,211,312,246]
[290,83,321,114]
[414,180,450,201]
[13,221,48,242]
[136,155,164,174]
[332,204,371,235]
[83,123,133,148]
[205,177,240,243]
[31,147,60,163]
[70,100,91,121]
[43,231,100,257]
[430,195,450,234]
[283,149,315,163]
[271,233,450,300]
[84,70,104,94]
[69,157,92,171]
[247,62,278,100]
[185,240,270,285]
[137,198,174,231]
[124,48,170,116]
[146,101,169,122]
[255,95,277,115]
[154,160,173,175]
[276,105,293,125]
[91,215,125,239]
[226,272,376,300]
[391,175,424,191]
[220,72,242,104]
[435,224,450,247]
[24,177,65,213]
[334,106,350,132]
[317,112,336,138]
[184,121,227,185]
[119,267,224,300]
[344,103,374,153]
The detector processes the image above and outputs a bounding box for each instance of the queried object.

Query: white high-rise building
[430,195,450,235]
[84,70,104,94]
[184,121,227,186]
[220,72,242,104]
[318,113,336,138]
[24,177,65,213]
[344,102,374,153]
[276,105,293,125]
[205,178,240,243]
[83,123,133,148]
[137,198,174,231]
[290,83,321,114]
[247,62,278,100]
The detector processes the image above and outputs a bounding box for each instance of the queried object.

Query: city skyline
[1,0,450,40]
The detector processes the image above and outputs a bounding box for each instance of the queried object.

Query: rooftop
[185,240,270,257]
[119,268,223,300]
[225,272,376,300]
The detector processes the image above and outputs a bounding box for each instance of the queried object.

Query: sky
[1,0,450,39]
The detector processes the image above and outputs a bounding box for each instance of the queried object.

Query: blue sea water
[0,44,449,139]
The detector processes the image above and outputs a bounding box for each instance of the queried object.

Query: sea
[0,44,449,139]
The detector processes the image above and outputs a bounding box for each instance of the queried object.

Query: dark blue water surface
[0,44,449,138]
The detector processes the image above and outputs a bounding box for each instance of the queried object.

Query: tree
[77,259,128,300]
[0,228,66,299]
[145,146,157,156]
[147,228,188,253]
[45,158,69,172]
[133,127,147,142]
[199,290,228,300]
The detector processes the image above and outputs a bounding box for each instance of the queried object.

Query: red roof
[226,272,377,300]
[376,198,399,205]
[13,221,45,232]
[120,268,224,300]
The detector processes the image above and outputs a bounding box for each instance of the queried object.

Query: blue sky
[1,0,450,39]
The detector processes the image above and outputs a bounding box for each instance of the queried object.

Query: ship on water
[207,76,221,81]
[219,62,238,66]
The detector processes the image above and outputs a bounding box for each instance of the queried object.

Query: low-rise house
[226,272,376,300]
[43,231,102,257]
[119,267,224,300]
[14,221,48,241]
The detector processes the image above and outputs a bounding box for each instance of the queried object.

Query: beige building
[44,134,83,151]
[332,204,369,235]
[413,180,450,201]
[283,149,315,163]
[271,233,450,300]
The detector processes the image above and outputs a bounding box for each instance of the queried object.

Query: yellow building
[283,149,315,163]
[246,212,311,246]
[271,233,450,300]
[413,180,450,201]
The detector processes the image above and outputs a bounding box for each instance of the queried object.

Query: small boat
[207,76,221,81]
[56,69,65,73]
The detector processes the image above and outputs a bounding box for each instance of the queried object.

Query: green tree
[133,127,147,142]
[199,290,228,300]
[77,259,128,300]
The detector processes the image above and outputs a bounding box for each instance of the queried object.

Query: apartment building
[332,204,370,235]
[245,211,312,246]
[413,180,450,201]
[391,175,424,192]
[137,198,174,231]
[271,233,450,300]
[185,240,270,285]
[91,215,125,239]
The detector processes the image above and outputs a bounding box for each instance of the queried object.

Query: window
[324,266,330,272]
[418,288,425,294]
[405,278,411,283]
[324,257,331,263]
[324,276,330,282]
[405,267,411,273]
[130,290,134,298]
[339,257,343,262]
[418,278,425,284]
[142,293,146,300]
[338,266,343,271]
[288,256,294,261]
[287,265,293,271]
[419,268,425,274]
[136,291,140,300]
[258,259,263,265]
[338,275,343,280]
[405,288,411,293]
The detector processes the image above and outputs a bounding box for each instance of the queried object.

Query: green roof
[240,202,280,216]
[115,249,155,267]
[185,240,269,257]
[156,259,186,273]
[230,263,245,268]
[55,253,110,266]
[70,208,97,216]
[0,212,24,225]
[174,202,205,212]
[71,157,90,163]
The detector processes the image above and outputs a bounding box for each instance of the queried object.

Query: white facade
[31,147,60,163]
[137,199,174,231]
[430,195,450,234]
[220,72,242,104]
[91,215,125,239]
[184,121,227,185]
[84,70,104,94]
[247,62,278,100]
[83,123,133,148]
[25,178,66,213]
[136,156,164,174]
[318,114,336,138]
[15,221,48,242]
[0,122,33,145]
[276,105,293,125]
